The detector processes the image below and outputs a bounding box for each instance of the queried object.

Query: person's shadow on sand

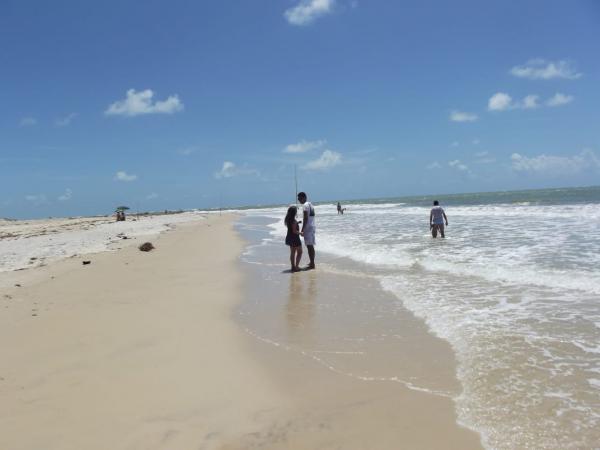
[281,266,313,274]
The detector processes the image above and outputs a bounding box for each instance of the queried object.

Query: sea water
[238,187,600,450]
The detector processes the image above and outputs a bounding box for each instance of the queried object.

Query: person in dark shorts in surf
[284,206,303,272]
[429,200,448,238]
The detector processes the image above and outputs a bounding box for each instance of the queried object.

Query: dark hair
[297,192,306,199]
[284,206,297,227]
[433,200,439,206]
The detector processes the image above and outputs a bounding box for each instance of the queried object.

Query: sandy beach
[0,214,481,449]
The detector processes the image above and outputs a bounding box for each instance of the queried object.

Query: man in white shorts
[298,192,316,269]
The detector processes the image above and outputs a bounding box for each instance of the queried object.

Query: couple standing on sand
[284,192,316,272]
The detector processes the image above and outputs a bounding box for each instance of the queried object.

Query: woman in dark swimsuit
[284,206,303,272]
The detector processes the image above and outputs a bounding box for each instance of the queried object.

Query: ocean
[237,186,600,449]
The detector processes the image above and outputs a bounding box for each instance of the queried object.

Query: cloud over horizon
[546,93,574,107]
[448,159,469,172]
[114,171,138,182]
[510,59,582,80]
[511,149,599,175]
[214,161,259,179]
[105,89,183,117]
[284,0,335,26]
[450,110,478,122]
[303,149,342,170]
[58,188,73,201]
[488,92,573,111]
[19,117,37,127]
[283,139,326,153]
[488,92,513,111]
[55,113,77,127]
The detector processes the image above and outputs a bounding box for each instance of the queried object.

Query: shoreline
[233,215,484,449]
[1,213,483,449]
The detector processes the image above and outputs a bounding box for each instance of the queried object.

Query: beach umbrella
[115,206,130,211]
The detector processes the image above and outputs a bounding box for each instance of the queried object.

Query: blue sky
[1,0,599,218]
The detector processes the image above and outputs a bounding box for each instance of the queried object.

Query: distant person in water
[336,202,346,215]
[298,192,316,269]
[284,206,303,272]
[429,200,448,238]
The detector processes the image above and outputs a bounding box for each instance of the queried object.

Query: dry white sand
[0,215,291,449]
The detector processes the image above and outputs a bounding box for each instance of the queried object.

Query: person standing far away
[429,200,448,238]
[284,206,303,272]
[337,202,342,215]
[298,192,316,269]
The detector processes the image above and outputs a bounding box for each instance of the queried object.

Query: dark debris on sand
[138,242,155,252]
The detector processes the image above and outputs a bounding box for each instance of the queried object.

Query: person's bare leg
[307,245,315,269]
[439,224,445,238]
[290,247,296,271]
[432,225,438,238]
[295,247,302,269]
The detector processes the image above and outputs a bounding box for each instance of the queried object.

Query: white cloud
[178,147,195,156]
[448,159,469,171]
[55,113,77,127]
[510,59,582,80]
[283,139,326,153]
[511,149,599,175]
[450,110,478,122]
[284,0,335,26]
[58,188,72,201]
[474,151,496,164]
[105,89,183,117]
[214,161,259,179]
[25,194,47,204]
[114,171,138,182]
[426,161,441,169]
[146,193,158,200]
[20,117,37,127]
[488,92,513,111]
[215,161,236,178]
[546,93,574,107]
[303,150,342,170]
[489,92,574,111]
[522,95,540,109]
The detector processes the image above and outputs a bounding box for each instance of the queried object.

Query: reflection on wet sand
[286,272,316,344]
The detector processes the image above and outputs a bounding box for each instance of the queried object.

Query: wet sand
[232,219,483,449]
[0,214,483,449]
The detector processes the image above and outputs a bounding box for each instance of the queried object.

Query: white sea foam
[241,197,600,449]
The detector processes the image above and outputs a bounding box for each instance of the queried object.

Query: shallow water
[238,187,600,450]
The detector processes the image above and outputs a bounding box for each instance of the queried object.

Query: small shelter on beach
[115,206,129,221]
